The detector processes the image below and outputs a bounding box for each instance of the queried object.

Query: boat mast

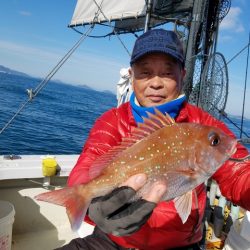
[184,0,206,99]
[144,0,154,32]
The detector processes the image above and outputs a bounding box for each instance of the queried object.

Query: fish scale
[36,109,237,230]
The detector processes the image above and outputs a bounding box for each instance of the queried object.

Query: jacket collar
[127,100,189,126]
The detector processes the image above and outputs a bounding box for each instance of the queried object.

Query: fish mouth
[225,141,237,158]
[231,141,237,155]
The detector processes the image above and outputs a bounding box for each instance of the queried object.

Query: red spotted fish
[35,110,237,230]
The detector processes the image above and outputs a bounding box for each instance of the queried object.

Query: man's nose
[149,76,164,88]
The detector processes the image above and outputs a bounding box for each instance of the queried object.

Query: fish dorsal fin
[140,108,175,130]
[89,109,175,180]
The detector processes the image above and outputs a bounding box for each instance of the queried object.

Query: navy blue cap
[130,29,184,66]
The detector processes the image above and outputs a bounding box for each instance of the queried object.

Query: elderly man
[61,29,250,250]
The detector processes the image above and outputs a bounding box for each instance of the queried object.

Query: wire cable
[0,7,104,135]
[240,32,250,138]
[91,0,131,56]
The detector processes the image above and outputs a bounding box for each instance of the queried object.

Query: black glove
[88,186,156,236]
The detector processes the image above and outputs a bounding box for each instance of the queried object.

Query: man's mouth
[148,95,165,102]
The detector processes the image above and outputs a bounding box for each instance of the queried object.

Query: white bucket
[223,221,250,250]
[0,201,15,250]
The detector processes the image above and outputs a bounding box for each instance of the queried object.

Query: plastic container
[223,221,250,250]
[42,156,58,176]
[0,201,15,250]
[240,211,250,241]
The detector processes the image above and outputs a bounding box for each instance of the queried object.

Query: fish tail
[35,185,92,231]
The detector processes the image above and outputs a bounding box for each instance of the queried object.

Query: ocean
[0,72,249,155]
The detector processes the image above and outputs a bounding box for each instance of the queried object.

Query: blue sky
[0,0,249,118]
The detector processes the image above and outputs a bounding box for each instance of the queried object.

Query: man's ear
[128,67,132,77]
[182,67,186,79]
[179,68,186,93]
[129,67,134,90]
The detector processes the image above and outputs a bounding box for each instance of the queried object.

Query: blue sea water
[0,72,249,155]
[0,73,116,155]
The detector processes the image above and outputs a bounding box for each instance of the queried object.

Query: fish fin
[139,109,175,131]
[35,187,75,206]
[191,189,200,236]
[89,109,175,179]
[174,190,192,224]
[35,186,92,231]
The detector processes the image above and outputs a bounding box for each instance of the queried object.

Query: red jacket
[68,102,250,249]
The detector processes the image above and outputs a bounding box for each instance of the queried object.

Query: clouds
[18,10,32,16]
[0,38,125,92]
[0,40,62,63]
[220,7,244,33]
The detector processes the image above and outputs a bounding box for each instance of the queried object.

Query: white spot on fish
[151,154,154,157]
[157,150,160,153]
[148,147,151,150]
[120,161,126,164]
[139,157,144,160]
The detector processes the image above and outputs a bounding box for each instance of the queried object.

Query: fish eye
[208,132,221,146]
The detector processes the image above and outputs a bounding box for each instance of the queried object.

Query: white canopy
[70,0,147,26]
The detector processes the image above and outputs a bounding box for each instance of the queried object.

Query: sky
[0,0,249,118]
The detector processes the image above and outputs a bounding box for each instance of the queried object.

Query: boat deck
[0,155,94,249]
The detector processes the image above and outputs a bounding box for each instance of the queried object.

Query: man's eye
[141,71,149,75]
[162,72,172,76]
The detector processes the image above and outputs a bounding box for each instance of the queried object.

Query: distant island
[0,65,30,78]
[0,65,115,95]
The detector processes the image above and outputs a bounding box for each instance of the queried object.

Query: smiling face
[130,53,186,107]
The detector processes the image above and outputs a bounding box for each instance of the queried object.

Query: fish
[35,109,237,231]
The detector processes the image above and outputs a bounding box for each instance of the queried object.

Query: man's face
[130,53,186,107]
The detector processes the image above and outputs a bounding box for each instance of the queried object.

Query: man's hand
[88,174,167,236]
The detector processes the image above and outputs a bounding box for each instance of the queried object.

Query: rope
[0,7,104,135]
[92,0,131,56]
[240,32,250,138]
[33,27,94,98]
[226,41,250,66]
[209,101,250,138]
[0,29,92,135]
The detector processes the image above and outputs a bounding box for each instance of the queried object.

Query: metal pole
[240,32,250,138]
[144,0,153,32]
[184,0,205,99]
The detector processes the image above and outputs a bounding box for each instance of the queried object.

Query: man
[61,29,250,249]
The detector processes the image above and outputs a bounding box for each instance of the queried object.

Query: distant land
[0,65,30,78]
[0,65,113,94]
